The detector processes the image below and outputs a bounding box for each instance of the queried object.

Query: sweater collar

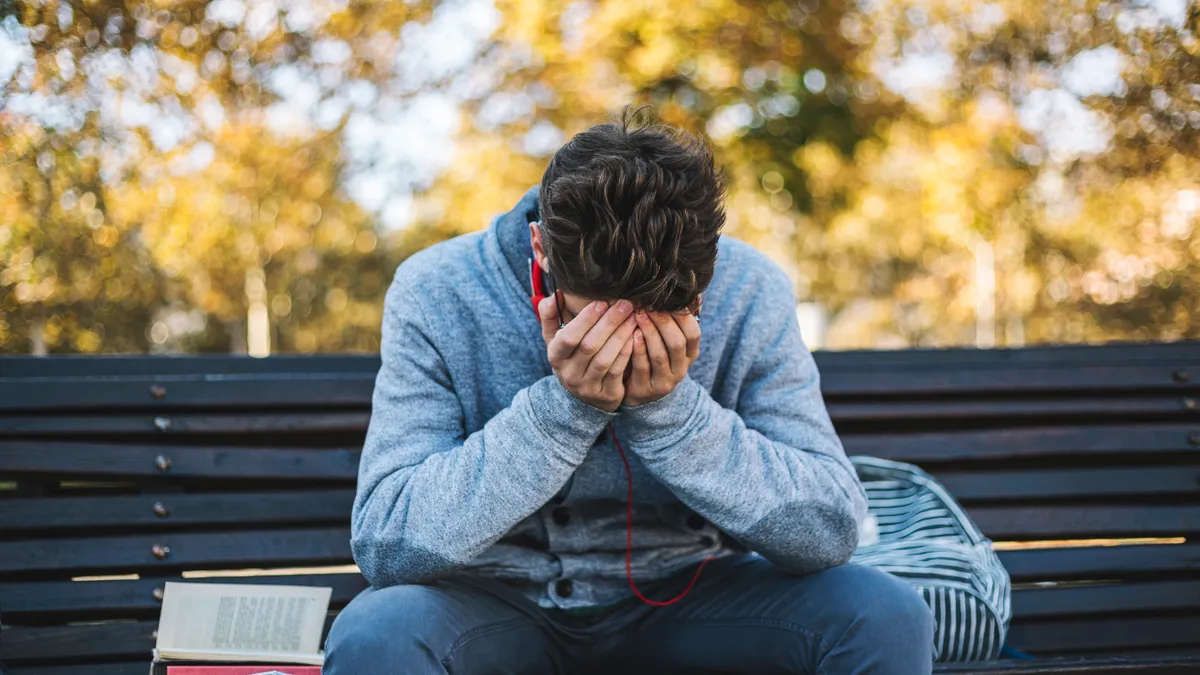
[494,185,542,297]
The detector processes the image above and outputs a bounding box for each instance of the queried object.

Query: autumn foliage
[1,0,1197,353]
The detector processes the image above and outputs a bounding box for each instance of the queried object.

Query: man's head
[532,107,725,320]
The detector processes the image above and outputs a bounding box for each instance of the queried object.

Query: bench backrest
[2,343,1199,674]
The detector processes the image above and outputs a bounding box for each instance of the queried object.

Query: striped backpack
[850,456,1012,662]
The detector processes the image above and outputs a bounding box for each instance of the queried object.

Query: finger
[548,300,606,363]
[673,312,701,361]
[637,312,671,387]
[538,296,560,346]
[577,300,634,359]
[608,329,636,379]
[629,328,650,385]
[649,312,688,374]
[592,316,635,380]
[604,330,636,395]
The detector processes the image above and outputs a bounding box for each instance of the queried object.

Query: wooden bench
[2,343,1199,674]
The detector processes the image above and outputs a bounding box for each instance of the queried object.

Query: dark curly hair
[538,106,726,313]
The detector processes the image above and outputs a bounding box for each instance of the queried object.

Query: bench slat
[0,573,369,621]
[0,375,375,412]
[842,424,1200,463]
[0,354,381,378]
[0,411,370,437]
[973,505,1200,539]
[4,363,1198,412]
[7,575,1198,625]
[931,654,1200,673]
[2,342,1193,378]
[6,614,1200,666]
[813,342,1200,370]
[1,620,157,663]
[0,528,352,578]
[9,663,153,675]
[998,544,1200,582]
[821,365,1200,398]
[2,618,338,665]
[8,424,1196,482]
[935,466,1200,503]
[1012,580,1200,619]
[0,490,355,533]
[0,441,359,480]
[1,397,1193,439]
[830,396,1200,423]
[9,655,1200,675]
[4,513,1195,580]
[1007,616,1200,653]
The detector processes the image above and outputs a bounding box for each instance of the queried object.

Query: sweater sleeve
[615,267,867,575]
[351,278,614,588]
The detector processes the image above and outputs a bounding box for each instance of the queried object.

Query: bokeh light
[0,0,1197,354]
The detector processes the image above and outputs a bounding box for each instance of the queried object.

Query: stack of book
[149,581,333,675]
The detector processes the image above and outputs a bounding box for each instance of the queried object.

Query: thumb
[538,295,560,345]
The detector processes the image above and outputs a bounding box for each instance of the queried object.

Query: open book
[154,582,332,666]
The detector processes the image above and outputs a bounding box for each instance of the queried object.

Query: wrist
[529,376,618,459]
[617,377,704,451]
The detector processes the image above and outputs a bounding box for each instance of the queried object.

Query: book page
[156,582,332,661]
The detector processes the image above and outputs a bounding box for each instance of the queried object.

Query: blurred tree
[416,0,1200,347]
[0,112,165,352]
[1,0,426,353]
[2,0,1197,353]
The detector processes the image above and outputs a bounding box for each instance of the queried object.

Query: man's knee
[820,564,934,656]
[324,584,453,674]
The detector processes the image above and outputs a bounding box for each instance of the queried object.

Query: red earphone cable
[531,266,708,605]
[608,422,712,606]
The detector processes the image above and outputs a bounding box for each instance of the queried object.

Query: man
[325,111,934,674]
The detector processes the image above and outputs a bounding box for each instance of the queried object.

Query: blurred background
[0,0,1197,355]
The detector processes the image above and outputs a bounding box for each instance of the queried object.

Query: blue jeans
[324,554,934,675]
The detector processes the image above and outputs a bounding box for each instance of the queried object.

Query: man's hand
[540,297,636,412]
[623,310,701,407]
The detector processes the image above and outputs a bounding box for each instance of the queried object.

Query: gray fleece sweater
[352,187,868,609]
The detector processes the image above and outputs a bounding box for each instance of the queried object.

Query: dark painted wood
[1,341,1195,379]
[829,396,1200,423]
[1,620,157,663]
[1,573,369,621]
[820,365,1200,397]
[12,433,1194,492]
[1012,580,1200,619]
[0,411,371,437]
[9,663,155,675]
[0,489,355,532]
[932,654,1200,673]
[9,573,1198,626]
[1007,617,1200,653]
[813,341,1200,370]
[11,474,1193,542]
[4,364,1195,411]
[2,617,338,665]
[8,398,1190,438]
[997,544,1200,583]
[5,345,1200,671]
[0,354,381,378]
[0,527,352,577]
[935,466,1200,503]
[3,341,1196,379]
[0,374,376,412]
[7,653,1200,675]
[0,441,359,480]
[841,424,1200,463]
[972,505,1200,539]
[5,352,1198,412]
